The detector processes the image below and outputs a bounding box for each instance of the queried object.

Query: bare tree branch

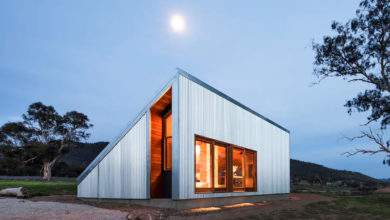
[343,128,390,157]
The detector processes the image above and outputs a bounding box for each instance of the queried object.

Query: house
[77,69,290,201]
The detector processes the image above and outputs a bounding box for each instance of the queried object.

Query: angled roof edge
[77,74,178,184]
[176,68,290,134]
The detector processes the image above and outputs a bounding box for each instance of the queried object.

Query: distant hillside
[381,178,390,183]
[61,141,108,168]
[291,159,384,187]
[52,142,108,177]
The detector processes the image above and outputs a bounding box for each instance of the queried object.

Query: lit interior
[245,151,255,188]
[232,148,244,190]
[214,145,227,188]
[195,140,212,188]
[164,113,172,170]
[195,136,256,192]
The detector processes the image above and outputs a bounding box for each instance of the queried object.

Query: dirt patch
[30,195,174,219]
[30,194,329,219]
[374,186,390,193]
[169,193,388,220]
[26,193,389,219]
[0,197,128,220]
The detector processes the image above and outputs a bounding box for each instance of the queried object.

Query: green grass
[306,194,390,219]
[0,179,76,197]
[335,194,390,218]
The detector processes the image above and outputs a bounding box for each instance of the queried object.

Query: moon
[170,14,186,33]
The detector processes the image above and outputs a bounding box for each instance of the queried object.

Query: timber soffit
[77,75,177,184]
[77,69,290,184]
[176,68,290,134]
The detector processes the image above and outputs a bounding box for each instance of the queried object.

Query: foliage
[313,0,390,164]
[0,179,76,197]
[0,102,93,180]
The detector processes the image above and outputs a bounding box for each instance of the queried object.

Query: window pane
[164,113,172,137]
[164,137,172,170]
[232,148,245,190]
[163,113,172,170]
[214,145,227,188]
[245,151,255,188]
[195,140,212,188]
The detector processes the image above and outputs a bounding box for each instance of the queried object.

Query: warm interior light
[195,141,212,188]
[196,144,200,156]
[224,203,255,209]
[188,207,221,213]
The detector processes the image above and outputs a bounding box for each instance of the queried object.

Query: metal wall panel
[171,78,180,199]
[178,75,290,199]
[77,166,98,198]
[78,113,148,199]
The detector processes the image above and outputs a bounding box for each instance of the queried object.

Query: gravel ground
[0,197,129,220]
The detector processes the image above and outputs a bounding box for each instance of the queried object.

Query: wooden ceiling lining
[150,88,172,113]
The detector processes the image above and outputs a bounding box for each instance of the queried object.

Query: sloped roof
[77,69,289,184]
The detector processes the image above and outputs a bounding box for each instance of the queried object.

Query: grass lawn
[0,179,76,197]
[306,193,390,219]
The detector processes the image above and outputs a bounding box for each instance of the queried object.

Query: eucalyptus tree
[313,0,389,165]
[0,102,93,180]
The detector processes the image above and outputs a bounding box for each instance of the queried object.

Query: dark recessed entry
[150,88,172,198]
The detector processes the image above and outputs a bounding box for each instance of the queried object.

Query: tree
[313,0,389,164]
[0,102,93,180]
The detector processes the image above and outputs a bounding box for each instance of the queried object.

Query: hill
[291,159,381,185]
[60,142,108,168]
[380,178,390,183]
[52,142,108,177]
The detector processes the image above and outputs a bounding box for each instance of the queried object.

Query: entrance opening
[150,88,172,198]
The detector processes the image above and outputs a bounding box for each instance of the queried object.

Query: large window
[194,135,257,193]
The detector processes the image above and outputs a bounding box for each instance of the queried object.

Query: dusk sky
[1,0,388,178]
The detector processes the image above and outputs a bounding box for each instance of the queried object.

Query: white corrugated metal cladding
[77,70,290,200]
[176,74,290,199]
[77,114,148,198]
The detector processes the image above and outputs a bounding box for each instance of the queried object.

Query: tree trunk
[42,161,52,181]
